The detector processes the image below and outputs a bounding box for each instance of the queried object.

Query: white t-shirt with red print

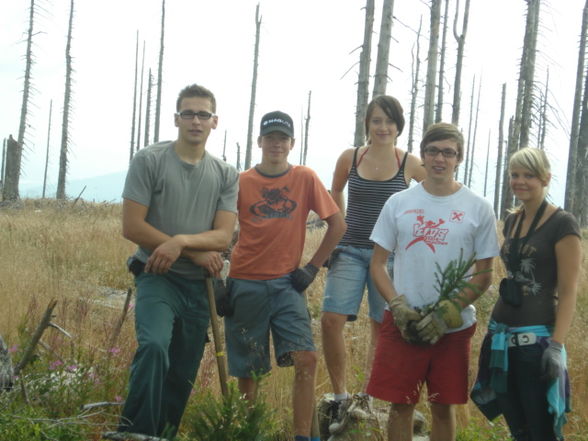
[371,183,499,331]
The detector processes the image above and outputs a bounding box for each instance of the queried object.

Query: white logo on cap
[263,118,291,127]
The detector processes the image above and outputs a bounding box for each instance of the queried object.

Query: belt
[508,332,537,347]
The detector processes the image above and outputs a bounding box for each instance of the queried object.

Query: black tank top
[340,148,409,248]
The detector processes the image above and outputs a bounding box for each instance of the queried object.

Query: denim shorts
[224,275,316,378]
[322,244,393,323]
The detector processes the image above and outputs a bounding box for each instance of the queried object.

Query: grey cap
[259,111,294,137]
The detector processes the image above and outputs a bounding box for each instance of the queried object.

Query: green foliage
[9,340,126,419]
[0,402,91,441]
[181,381,278,441]
[456,418,511,441]
[420,249,490,314]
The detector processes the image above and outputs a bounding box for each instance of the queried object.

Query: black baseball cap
[259,111,294,137]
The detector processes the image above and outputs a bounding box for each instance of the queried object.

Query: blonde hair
[508,147,551,213]
[509,147,551,183]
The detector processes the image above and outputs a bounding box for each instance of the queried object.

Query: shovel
[205,260,230,397]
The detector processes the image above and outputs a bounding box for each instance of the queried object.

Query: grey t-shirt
[123,140,239,279]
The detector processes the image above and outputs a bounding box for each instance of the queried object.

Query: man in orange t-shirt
[225,111,346,441]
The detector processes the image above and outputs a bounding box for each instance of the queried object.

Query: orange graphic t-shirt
[229,165,339,280]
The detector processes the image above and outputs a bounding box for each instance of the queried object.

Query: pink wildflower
[49,360,63,370]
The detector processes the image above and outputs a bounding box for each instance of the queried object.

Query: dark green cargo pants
[118,271,209,438]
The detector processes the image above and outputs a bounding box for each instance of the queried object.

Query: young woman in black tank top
[320,95,426,420]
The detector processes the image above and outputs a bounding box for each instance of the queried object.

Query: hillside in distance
[20,170,127,202]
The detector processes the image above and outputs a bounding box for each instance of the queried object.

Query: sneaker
[354,392,374,415]
[327,397,351,435]
[328,393,377,436]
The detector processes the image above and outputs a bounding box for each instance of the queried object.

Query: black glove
[541,340,563,381]
[213,279,233,317]
[290,263,319,292]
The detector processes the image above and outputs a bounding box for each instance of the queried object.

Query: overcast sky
[0,0,584,204]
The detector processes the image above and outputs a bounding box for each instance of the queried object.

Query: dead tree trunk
[42,100,53,199]
[519,0,540,148]
[423,0,442,132]
[354,0,375,147]
[4,0,36,201]
[451,0,470,126]
[136,41,146,153]
[408,17,423,153]
[236,142,242,171]
[536,69,549,149]
[435,0,450,123]
[565,0,588,212]
[144,69,153,147]
[299,113,304,165]
[372,0,395,98]
[467,77,481,187]
[502,117,515,218]
[3,136,19,201]
[56,0,75,200]
[463,76,475,183]
[303,91,312,165]
[503,0,540,213]
[222,130,227,162]
[494,84,506,216]
[483,129,491,196]
[129,31,139,162]
[574,53,588,226]
[1,138,6,186]
[245,3,261,170]
[153,0,165,143]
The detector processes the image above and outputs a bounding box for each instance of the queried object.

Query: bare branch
[14,299,58,376]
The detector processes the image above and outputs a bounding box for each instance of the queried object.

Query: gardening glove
[213,279,233,317]
[415,299,463,345]
[388,295,422,343]
[290,263,319,292]
[541,340,563,381]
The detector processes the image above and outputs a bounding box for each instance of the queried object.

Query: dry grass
[0,201,586,439]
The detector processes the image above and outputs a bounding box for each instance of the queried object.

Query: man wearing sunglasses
[366,123,499,441]
[117,84,238,439]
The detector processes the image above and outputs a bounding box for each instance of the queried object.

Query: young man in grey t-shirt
[117,84,238,439]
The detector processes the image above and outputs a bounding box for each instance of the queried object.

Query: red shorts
[367,310,475,405]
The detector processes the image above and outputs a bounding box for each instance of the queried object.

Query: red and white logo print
[406,215,448,252]
[450,210,465,223]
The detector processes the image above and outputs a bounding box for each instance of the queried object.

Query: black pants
[495,344,560,441]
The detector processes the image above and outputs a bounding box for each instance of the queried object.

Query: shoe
[327,397,351,435]
[328,393,377,436]
[354,392,374,415]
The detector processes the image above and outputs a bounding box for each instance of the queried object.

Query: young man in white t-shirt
[367,123,499,441]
